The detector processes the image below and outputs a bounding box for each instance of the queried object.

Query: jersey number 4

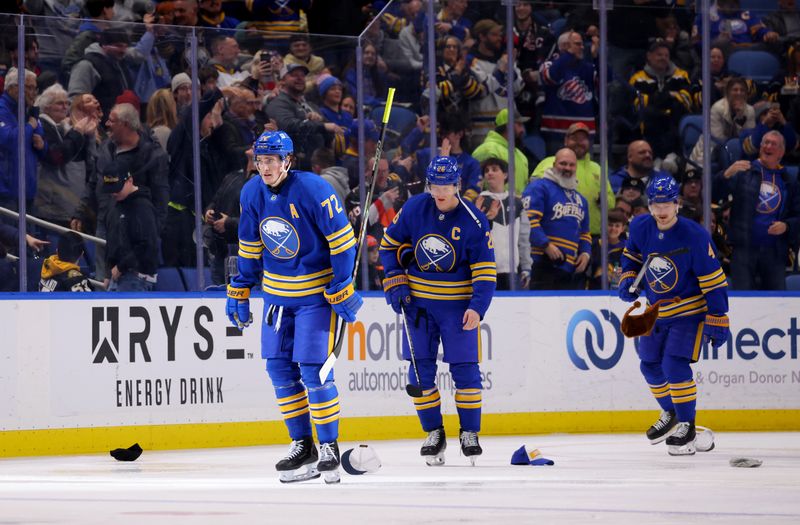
[321,194,343,219]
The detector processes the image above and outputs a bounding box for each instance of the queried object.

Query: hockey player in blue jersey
[379,156,496,466]
[225,130,362,483]
[619,174,730,456]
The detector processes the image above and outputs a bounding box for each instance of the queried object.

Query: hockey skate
[317,441,341,484]
[666,422,697,456]
[646,410,678,444]
[459,429,482,466]
[276,436,320,483]
[421,426,446,466]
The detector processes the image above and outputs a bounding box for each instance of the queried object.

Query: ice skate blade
[667,443,697,456]
[424,453,445,466]
[279,466,320,483]
[468,456,476,466]
[322,469,341,484]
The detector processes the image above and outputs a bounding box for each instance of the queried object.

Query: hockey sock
[662,354,697,422]
[639,360,675,412]
[451,362,482,433]
[301,364,340,444]
[413,358,442,431]
[267,358,311,440]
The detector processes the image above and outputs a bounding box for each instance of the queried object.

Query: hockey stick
[318,88,397,383]
[400,304,425,397]
[629,247,689,293]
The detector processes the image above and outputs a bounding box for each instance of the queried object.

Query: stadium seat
[679,115,703,157]
[785,165,799,184]
[523,134,547,164]
[786,274,800,291]
[549,18,567,37]
[719,138,743,168]
[155,267,185,291]
[369,105,418,137]
[179,266,213,291]
[728,50,780,83]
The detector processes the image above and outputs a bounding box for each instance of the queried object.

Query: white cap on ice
[341,444,381,475]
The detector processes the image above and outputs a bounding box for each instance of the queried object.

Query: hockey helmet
[425,156,460,186]
[646,174,680,203]
[254,130,294,160]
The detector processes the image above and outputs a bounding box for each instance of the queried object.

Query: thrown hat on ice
[511,445,554,466]
[341,444,381,475]
[110,443,143,461]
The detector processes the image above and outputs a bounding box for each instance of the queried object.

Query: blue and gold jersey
[232,170,356,306]
[621,214,729,323]
[379,193,496,318]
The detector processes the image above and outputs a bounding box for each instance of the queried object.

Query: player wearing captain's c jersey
[379,156,496,466]
[225,130,362,484]
[619,174,730,456]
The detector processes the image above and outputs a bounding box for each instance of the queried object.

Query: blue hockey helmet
[254,130,294,160]
[646,174,680,203]
[426,156,460,186]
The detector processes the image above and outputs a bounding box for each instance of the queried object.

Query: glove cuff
[325,280,355,305]
[705,314,729,327]
[382,273,409,292]
[227,285,250,300]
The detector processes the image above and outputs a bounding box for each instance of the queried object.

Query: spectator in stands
[128,13,172,104]
[267,63,343,170]
[0,35,41,94]
[208,35,250,88]
[0,68,45,212]
[103,166,160,292]
[75,103,168,279]
[241,50,283,102]
[630,40,693,160]
[198,0,240,31]
[146,88,177,152]
[716,130,800,290]
[240,0,309,47]
[693,0,779,51]
[341,94,356,117]
[610,139,667,195]
[365,234,383,291]
[615,196,633,220]
[471,108,529,195]
[607,0,672,81]
[589,208,627,290]
[173,0,200,26]
[434,35,485,116]
[690,76,755,164]
[619,177,646,203]
[61,0,115,80]
[39,231,93,292]
[435,0,472,43]
[475,158,531,290]
[364,160,399,240]
[199,65,220,96]
[678,166,704,221]
[513,1,555,124]
[341,119,379,189]
[203,147,256,285]
[657,14,695,74]
[171,72,193,114]
[764,0,800,43]
[522,147,591,290]
[317,76,352,155]
[0,221,49,291]
[468,20,523,146]
[219,86,260,167]
[344,40,389,109]
[284,34,327,95]
[33,84,98,229]
[531,122,615,237]
[381,0,423,38]
[311,148,349,203]
[20,0,81,76]
[742,101,799,158]
[539,30,597,154]
[67,28,134,121]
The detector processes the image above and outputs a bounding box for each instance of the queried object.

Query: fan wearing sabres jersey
[225,131,362,484]
[619,174,730,456]
[379,156,496,467]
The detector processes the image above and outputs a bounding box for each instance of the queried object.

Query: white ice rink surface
[1,432,799,525]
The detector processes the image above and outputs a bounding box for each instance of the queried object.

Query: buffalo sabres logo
[646,255,679,294]
[260,217,299,259]
[415,234,456,272]
[757,181,781,214]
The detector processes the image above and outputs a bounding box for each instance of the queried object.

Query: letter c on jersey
[566,309,624,371]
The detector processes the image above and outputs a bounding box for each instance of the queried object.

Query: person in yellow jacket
[530,122,615,236]
[471,108,530,195]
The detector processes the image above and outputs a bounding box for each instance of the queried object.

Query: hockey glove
[325,277,363,323]
[703,313,730,349]
[382,272,411,313]
[226,285,253,329]
[618,271,640,303]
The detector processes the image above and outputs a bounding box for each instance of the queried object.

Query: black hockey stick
[318,88,396,383]
[629,247,689,293]
[400,304,425,397]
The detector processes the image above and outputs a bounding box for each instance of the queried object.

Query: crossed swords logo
[262,220,297,257]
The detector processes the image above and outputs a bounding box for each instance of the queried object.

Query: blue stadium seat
[786,274,800,291]
[523,134,547,164]
[728,50,780,83]
[179,266,213,291]
[369,105,418,137]
[155,267,185,291]
[549,18,567,37]
[679,115,703,157]
[719,138,743,167]
[785,165,799,184]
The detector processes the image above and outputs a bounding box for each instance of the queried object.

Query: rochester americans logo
[557,77,593,104]
[260,217,299,259]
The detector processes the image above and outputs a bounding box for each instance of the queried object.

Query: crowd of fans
[0,0,799,292]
